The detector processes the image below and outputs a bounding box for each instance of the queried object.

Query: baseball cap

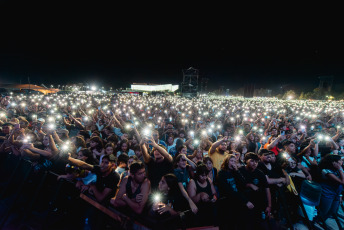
[258,148,275,156]
[37,118,45,123]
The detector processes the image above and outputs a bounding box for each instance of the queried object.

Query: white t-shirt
[167,144,176,153]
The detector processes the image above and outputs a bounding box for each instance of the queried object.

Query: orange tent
[0,84,59,95]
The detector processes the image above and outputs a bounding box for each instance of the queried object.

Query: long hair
[173,154,185,169]
[319,154,342,171]
[75,136,86,148]
[195,163,209,180]
[89,136,103,151]
[220,154,236,171]
[118,139,130,153]
[163,173,183,198]
[79,148,97,165]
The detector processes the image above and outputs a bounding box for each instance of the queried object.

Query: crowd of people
[1,91,344,229]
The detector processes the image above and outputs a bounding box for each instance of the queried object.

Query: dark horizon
[1,5,344,94]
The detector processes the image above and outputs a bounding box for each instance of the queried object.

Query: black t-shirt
[147,157,173,189]
[217,169,248,205]
[92,165,120,203]
[257,162,284,179]
[239,166,268,210]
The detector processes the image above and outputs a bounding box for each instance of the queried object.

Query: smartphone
[280,131,285,135]
[14,124,20,129]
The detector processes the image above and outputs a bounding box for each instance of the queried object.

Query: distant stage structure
[181,67,199,97]
[129,83,179,93]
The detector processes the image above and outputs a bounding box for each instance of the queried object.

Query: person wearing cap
[0,122,13,138]
[257,149,291,224]
[238,152,272,229]
[37,118,45,123]
[277,139,312,181]
[258,149,289,186]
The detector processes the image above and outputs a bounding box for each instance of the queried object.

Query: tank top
[195,178,213,198]
[126,176,142,199]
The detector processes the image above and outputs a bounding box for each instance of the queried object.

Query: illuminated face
[100,158,111,173]
[179,147,187,155]
[153,132,159,140]
[90,140,98,148]
[121,143,128,152]
[105,146,114,155]
[43,136,49,146]
[287,143,296,154]
[261,154,272,163]
[135,150,142,158]
[219,142,228,151]
[1,126,11,134]
[131,137,138,145]
[128,157,135,165]
[77,151,87,161]
[205,160,213,171]
[228,157,237,169]
[19,121,27,128]
[198,173,207,183]
[230,142,237,150]
[177,157,187,169]
[167,136,174,145]
[133,168,146,183]
[153,149,163,160]
[158,177,169,193]
[289,160,297,169]
[271,129,278,135]
[246,159,258,170]
[270,154,276,163]
[304,147,311,156]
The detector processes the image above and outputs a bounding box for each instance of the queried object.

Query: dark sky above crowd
[1,4,343,93]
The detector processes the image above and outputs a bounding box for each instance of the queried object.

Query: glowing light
[153,193,161,203]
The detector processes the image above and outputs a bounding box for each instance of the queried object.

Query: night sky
[1,4,344,93]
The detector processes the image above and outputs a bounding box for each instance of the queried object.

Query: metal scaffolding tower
[181,67,199,97]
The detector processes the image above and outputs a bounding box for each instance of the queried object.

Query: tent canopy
[0,84,59,94]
